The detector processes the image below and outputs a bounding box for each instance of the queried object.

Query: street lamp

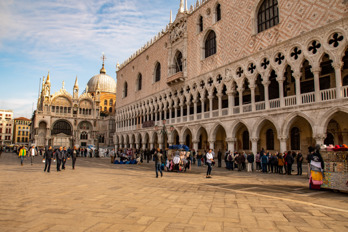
[155,120,174,151]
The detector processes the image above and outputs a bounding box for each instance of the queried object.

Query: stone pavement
[0,153,348,232]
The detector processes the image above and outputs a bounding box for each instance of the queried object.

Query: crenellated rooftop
[117,0,210,70]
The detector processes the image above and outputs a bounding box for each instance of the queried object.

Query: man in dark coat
[44,146,53,173]
[55,147,63,172]
[217,149,222,168]
[285,151,294,175]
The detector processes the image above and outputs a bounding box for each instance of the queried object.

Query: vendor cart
[321,151,348,192]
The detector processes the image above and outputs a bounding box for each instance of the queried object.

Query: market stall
[320,150,348,192]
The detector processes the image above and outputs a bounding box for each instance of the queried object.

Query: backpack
[228,154,232,161]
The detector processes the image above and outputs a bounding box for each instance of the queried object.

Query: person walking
[55,147,63,172]
[72,146,77,170]
[278,153,285,174]
[29,145,38,165]
[44,146,53,173]
[61,147,68,170]
[296,151,303,175]
[306,147,314,178]
[155,148,163,178]
[206,149,214,178]
[197,151,202,167]
[18,146,26,166]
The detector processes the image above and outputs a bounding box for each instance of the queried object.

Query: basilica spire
[74,76,79,88]
[170,10,172,23]
[45,71,50,84]
[100,53,106,74]
[179,0,184,13]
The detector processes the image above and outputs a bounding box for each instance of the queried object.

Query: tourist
[278,153,285,174]
[269,153,277,173]
[247,152,254,172]
[197,151,202,167]
[18,146,26,166]
[309,145,325,189]
[256,152,261,171]
[55,147,63,172]
[285,151,294,175]
[43,146,53,173]
[261,152,268,173]
[28,145,38,165]
[155,148,163,178]
[306,147,314,178]
[192,149,196,164]
[72,146,77,170]
[61,147,68,170]
[296,151,303,175]
[206,149,214,178]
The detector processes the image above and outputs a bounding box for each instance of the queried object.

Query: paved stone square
[1,153,348,232]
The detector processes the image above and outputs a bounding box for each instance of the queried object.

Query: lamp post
[155,120,174,151]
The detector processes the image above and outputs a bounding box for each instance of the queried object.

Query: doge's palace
[115,0,348,157]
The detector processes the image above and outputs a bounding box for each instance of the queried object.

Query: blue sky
[0,0,196,118]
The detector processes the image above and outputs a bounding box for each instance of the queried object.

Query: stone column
[314,134,326,146]
[174,106,178,123]
[201,99,205,115]
[193,100,198,121]
[333,62,343,99]
[227,138,236,153]
[217,93,223,116]
[294,72,302,105]
[164,109,167,120]
[192,140,199,152]
[209,140,215,150]
[312,66,321,102]
[180,104,184,122]
[169,107,172,122]
[279,137,287,154]
[227,91,234,115]
[238,87,244,113]
[136,143,140,149]
[187,103,190,121]
[263,81,270,110]
[251,137,258,167]
[208,94,214,118]
[250,86,256,112]
[150,143,154,150]
[278,78,285,108]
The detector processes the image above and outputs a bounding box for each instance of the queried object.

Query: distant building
[0,110,14,145]
[13,117,31,145]
[31,58,116,148]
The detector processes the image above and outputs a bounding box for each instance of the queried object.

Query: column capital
[226,138,237,143]
[216,93,224,98]
[262,80,270,86]
[192,140,199,144]
[311,65,321,73]
[332,61,343,70]
[226,90,235,96]
[277,136,288,142]
[208,140,216,144]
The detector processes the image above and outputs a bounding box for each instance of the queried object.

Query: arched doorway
[286,116,313,152]
[153,132,159,149]
[78,121,92,148]
[214,125,227,152]
[197,127,208,151]
[51,120,72,148]
[324,111,348,145]
[37,121,47,147]
[257,120,279,152]
[234,123,250,152]
[182,128,193,149]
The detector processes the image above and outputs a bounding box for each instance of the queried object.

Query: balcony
[167,72,185,85]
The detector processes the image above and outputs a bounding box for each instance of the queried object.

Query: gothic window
[155,63,161,82]
[80,132,88,140]
[175,52,183,73]
[266,129,274,150]
[137,73,142,91]
[123,82,128,98]
[199,15,203,32]
[258,0,279,33]
[109,107,112,113]
[52,121,72,136]
[242,131,250,150]
[104,107,107,112]
[216,4,221,22]
[205,31,216,58]
[104,100,107,105]
[109,99,113,106]
[291,127,300,150]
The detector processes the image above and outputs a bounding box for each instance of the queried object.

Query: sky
[0,0,197,118]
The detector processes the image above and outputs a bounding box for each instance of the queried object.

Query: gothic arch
[252,116,280,139]
[281,112,314,137]
[318,107,348,135]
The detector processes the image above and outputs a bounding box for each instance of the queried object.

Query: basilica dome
[87,64,116,94]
